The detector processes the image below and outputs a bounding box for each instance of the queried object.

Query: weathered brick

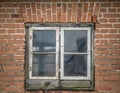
[113,3,120,7]
[114,24,120,28]
[101,3,111,7]
[96,24,112,28]
[103,14,120,18]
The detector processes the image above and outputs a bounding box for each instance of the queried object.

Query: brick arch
[20,3,100,23]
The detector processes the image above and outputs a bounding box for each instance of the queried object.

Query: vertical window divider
[29,27,33,79]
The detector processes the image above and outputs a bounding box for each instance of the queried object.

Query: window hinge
[30,35,32,39]
[58,68,61,72]
[29,66,32,71]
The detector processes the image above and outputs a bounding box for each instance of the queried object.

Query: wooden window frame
[25,23,95,91]
[60,27,91,80]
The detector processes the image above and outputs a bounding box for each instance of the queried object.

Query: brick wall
[0,0,120,93]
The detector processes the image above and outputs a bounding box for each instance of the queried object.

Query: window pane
[32,54,56,76]
[64,54,87,76]
[32,30,56,52]
[64,30,87,52]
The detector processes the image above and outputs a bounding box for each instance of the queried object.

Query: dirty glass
[64,54,87,76]
[32,30,56,52]
[32,54,56,76]
[64,30,87,52]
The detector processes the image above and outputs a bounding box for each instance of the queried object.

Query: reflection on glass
[32,54,56,76]
[64,54,87,76]
[64,30,87,52]
[32,30,56,52]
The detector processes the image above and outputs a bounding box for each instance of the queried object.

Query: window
[25,23,94,90]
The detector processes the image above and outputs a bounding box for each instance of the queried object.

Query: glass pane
[64,30,87,52]
[32,30,56,52]
[64,54,87,76]
[32,54,56,76]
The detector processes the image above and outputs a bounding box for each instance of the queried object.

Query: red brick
[95,34,103,38]
[111,50,120,55]
[0,35,11,39]
[62,4,66,14]
[83,3,88,15]
[31,3,36,14]
[2,4,18,7]
[95,76,104,80]
[114,24,120,28]
[13,56,24,60]
[109,19,117,22]
[4,65,23,71]
[109,29,117,33]
[101,3,111,7]
[80,0,88,2]
[89,0,98,2]
[61,14,66,22]
[114,45,120,48]
[27,8,32,22]
[96,87,112,91]
[3,24,21,28]
[77,9,82,22]
[52,14,57,22]
[96,24,112,28]
[7,19,14,23]
[52,4,56,13]
[101,50,110,54]
[0,14,10,18]
[113,3,120,7]
[100,8,107,12]
[37,9,42,22]
[15,18,24,23]
[12,35,25,39]
[104,34,120,38]
[0,9,6,12]
[96,65,113,71]
[109,40,120,43]
[104,76,120,81]
[94,3,100,15]
[42,4,46,14]
[117,8,120,12]
[71,0,78,1]
[0,77,13,81]
[103,14,120,18]
[72,4,78,15]
[108,8,116,12]
[100,29,109,33]
[101,40,109,43]
[32,15,37,22]
[95,44,113,49]
[13,76,24,81]
[67,9,72,22]
[42,15,47,22]
[100,19,107,22]
[0,30,6,34]
[47,10,51,22]
[82,15,86,22]
[57,8,61,22]
[0,19,5,23]
[71,15,77,22]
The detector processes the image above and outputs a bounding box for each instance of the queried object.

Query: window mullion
[56,27,60,80]
[64,52,89,55]
[32,52,56,54]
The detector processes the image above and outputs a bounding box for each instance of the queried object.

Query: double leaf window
[25,23,94,90]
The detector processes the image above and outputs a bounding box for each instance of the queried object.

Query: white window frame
[60,27,91,80]
[29,27,92,80]
[29,27,59,79]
